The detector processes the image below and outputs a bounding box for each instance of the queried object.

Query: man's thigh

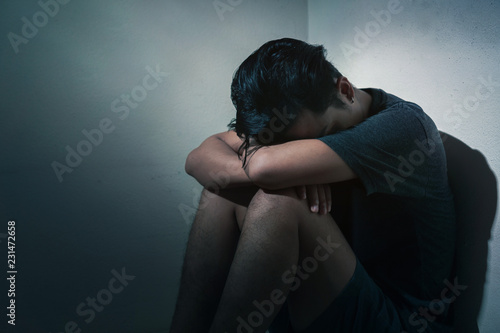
[255,188,407,333]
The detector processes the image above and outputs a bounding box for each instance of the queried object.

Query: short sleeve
[318,102,443,197]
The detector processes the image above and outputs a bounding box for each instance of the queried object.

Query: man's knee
[237,188,304,239]
[196,187,261,231]
[246,187,306,223]
[193,188,239,224]
[251,187,301,207]
[198,186,258,210]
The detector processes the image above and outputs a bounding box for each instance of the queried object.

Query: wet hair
[228,37,344,165]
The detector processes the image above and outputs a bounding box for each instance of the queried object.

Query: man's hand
[295,184,332,215]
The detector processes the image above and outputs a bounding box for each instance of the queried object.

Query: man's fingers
[325,183,332,213]
[298,184,331,215]
[306,185,319,213]
[296,185,307,200]
[317,184,327,215]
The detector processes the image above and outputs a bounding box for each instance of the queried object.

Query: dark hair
[228,38,343,165]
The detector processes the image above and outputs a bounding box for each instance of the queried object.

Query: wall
[3,0,498,332]
[0,1,307,332]
[309,0,500,332]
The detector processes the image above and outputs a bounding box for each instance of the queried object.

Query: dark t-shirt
[318,89,456,323]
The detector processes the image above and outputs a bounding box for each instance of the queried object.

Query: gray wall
[309,0,500,332]
[0,1,307,332]
[2,0,499,332]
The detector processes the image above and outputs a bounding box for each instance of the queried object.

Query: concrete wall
[309,0,500,332]
[2,0,499,332]
[0,1,307,331]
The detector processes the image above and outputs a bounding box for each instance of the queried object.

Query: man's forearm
[185,132,253,190]
[244,139,357,190]
[186,131,336,215]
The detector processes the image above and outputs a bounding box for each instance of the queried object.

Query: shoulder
[369,91,437,139]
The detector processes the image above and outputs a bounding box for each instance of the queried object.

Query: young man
[170,38,456,332]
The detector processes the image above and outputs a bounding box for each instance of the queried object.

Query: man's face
[283,105,349,141]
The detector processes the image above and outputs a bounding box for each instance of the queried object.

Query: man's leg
[170,187,257,333]
[209,187,357,333]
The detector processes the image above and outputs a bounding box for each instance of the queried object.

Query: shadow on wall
[324,131,497,332]
[440,132,498,333]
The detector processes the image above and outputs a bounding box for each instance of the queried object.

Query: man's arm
[244,139,357,190]
[186,131,346,214]
[185,130,253,189]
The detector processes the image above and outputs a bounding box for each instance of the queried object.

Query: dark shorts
[269,259,406,333]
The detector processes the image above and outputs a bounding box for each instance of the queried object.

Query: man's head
[228,38,347,161]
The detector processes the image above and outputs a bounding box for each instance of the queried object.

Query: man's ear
[335,76,355,103]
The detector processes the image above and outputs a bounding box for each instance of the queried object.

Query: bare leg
[209,188,357,333]
[170,187,257,332]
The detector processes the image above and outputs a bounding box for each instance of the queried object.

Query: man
[170,38,456,332]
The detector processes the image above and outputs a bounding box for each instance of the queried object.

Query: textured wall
[4,0,498,332]
[309,0,500,332]
[0,1,307,331]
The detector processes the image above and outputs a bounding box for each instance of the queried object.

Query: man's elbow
[184,149,198,177]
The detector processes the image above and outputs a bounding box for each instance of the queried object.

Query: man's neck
[355,88,372,122]
[340,88,372,129]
